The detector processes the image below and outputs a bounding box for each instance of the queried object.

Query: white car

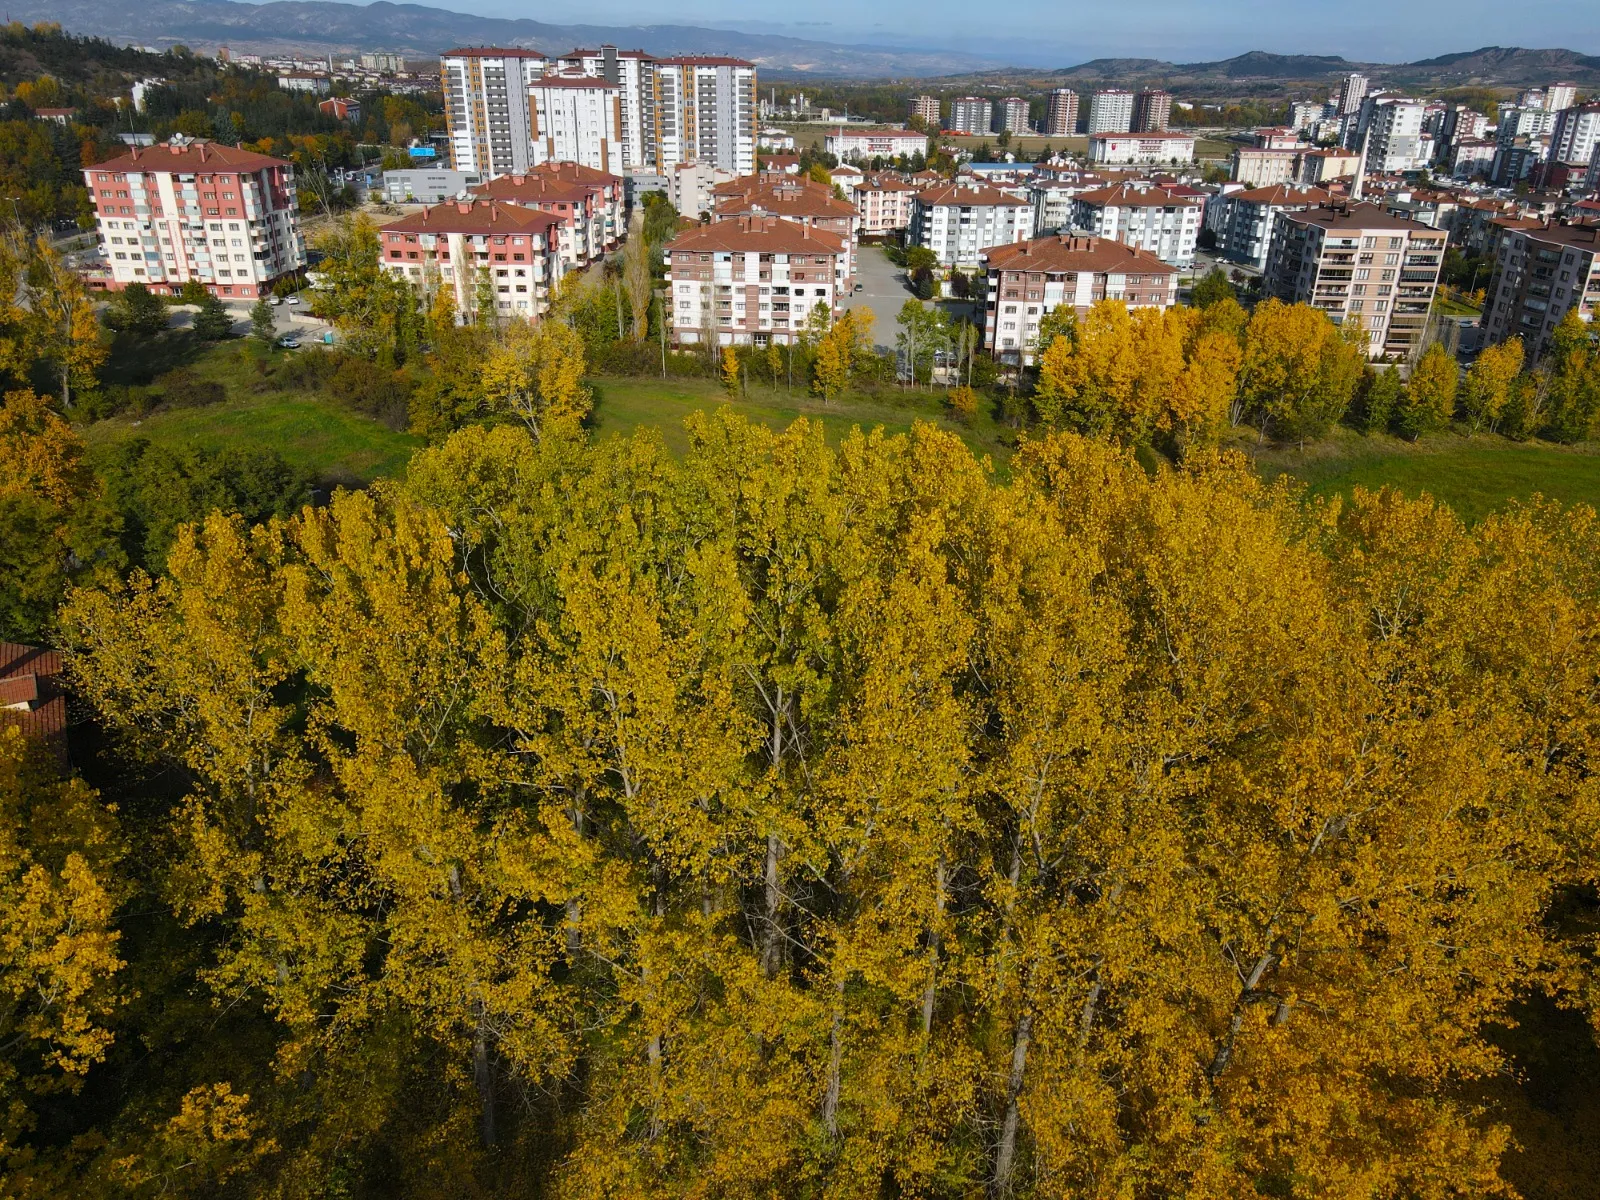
[268,296,282,306]
[277,336,301,349]
[285,296,301,306]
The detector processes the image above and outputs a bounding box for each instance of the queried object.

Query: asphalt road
[844,245,926,351]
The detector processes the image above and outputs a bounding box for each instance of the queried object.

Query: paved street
[844,245,926,350]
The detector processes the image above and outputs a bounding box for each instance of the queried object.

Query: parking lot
[844,245,926,350]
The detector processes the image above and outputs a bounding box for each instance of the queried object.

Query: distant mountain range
[12,0,1600,88]
[9,0,1004,76]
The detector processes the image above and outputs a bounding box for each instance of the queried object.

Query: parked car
[277,336,301,349]
[285,296,301,306]
[268,296,282,306]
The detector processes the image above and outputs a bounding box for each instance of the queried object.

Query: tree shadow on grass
[100,331,207,387]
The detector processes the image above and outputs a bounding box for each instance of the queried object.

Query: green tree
[190,293,233,341]
[1397,342,1459,439]
[1190,266,1236,308]
[103,282,168,337]
[249,297,278,343]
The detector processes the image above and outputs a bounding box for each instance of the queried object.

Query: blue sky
[454,0,1597,66]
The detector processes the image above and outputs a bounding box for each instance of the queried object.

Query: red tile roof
[381,199,562,237]
[982,234,1179,275]
[1229,184,1336,206]
[915,182,1030,208]
[667,215,846,255]
[0,643,67,772]
[91,139,288,174]
[1074,182,1203,208]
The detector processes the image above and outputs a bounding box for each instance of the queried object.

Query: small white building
[824,127,929,163]
[1087,132,1196,166]
[277,72,331,95]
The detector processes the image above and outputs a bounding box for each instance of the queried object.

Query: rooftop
[667,215,846,255]
[982,233,1179,275]
[91,139,288,173]
[1074,182,1203,208]
[441,46,547,58]
[1280,201,1441,234]
[1517,221,1600,252]
[381,198,562,236]
[0,642,66,772]
[1231,184,1336,206]
[915,181,1030,208]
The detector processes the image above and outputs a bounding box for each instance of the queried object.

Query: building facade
[1087,89,1135,134]
[471,163,623,267]
[84,139,304,298]
[981,233,1179,363]
[1071,181,1202,267]
[1231,147,1301,187]
[555,46,655,171]
[910,181,1035,270]
[909,95,941,126]
[378,198,564,321]
[1088,132,1196,165]
[853,175,915,236]
[1216,183,1334,271]
[651,56,757,174]
[1045,89,1079,137]
[1479,221,1600,362]
[1263,202,1445,360]
[1354,98,1429,173]
[383,168,482,203]
[993,96,1031,135]
[824,128,928,162]
[527,74,623,172]
[1551,104,1600,167]
[441,48,545,177]
[1133,89,1173,132]
[711,176,858,287]
[665,215,845,346]
[948,97,993,135]
[1296,148,1361,185]
[1336,72,1368,115]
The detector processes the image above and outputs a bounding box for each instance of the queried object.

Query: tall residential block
[441,47,546,176]
[1087,89,1134,135]
[555,46,655,171]
[1480,222,1600,362]
[1354,97,1428,173]
[1545,82,1578,112]
[84,139,305,299]
[1132,89,1172,132]
[526,74,623,173]
[948,97,992,135]
[1263,202,1445,360]
[650,56,757,175]
[1551,104,1600,166]
[993,96,1030,136]
[909,95,941,127]
[1045,88,1079,137]
[1336,72,1367,115]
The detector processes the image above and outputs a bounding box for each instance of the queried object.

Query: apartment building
[910,181,1034,269]
[441,47,545,176]
[825,127,928,162]
[1087,89,1135,134]
[1031,178,1102,234]
[1215,183,1335,270]
[1045,89,1079,137]
[1263,202,1445,360]
[853,175,915,237]
[1440,105,1489,148]
[949,97,993,135]
[651,56,757,174]
[1231,146,1301,187]
[669,162,737,219]
[993,96,1031,136]
[526,73,623,172]
[664,215,845,346]
[1551,104,1600,167]
[1088,132,1196,166]
[1071,181,1202,267]
[1133,89,1173,133]
[1546,83,1579,113]
[1336,72,1367,115]
[981,233,1178,363]
[378,199,565,321]
[1449,139,1497,179]
[554,46,655,171]
[1480,221,1600,362]
[1296,148,1361,185]
[711,176,858,286]
[471,162,623,267]
[1354,98,1429,173]
[84,139,305,299]
[909,95,941,126]
[1289,100,1328,133]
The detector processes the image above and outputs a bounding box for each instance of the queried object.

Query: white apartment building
[1046,89,1079,137]
[1070,181,1202,267]
[1545,83,1578,113]
[1087,89,1135,134]
[948,97,992,135]
[1231,146,1300,187]
[1450,139,1497,179]
[379,199,565,321]
[1336,73,1367,115]
[1031,179,1101,234]
[1288,100,1327,132]
[1480,222,1600,363]
[1551,104,1600,167]
[441,48,546,176]
[652,56,757,174]
[981,234,1179,363]
[1355,98,1428,173]
[1498,106,1558,146]
[664,215,846,346]
[84,139,305,299]
[1088,132,1196,165]
[910,181,1034,270]
[825,127,928,162]
[1263,202,1445,360]
[527,74,623,173]
[555,46,655,171]
[993,97,1030,135]
[471,162,624,268]
[1215,183,1334,271]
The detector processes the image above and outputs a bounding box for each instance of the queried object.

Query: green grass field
[84,341,422,486]
[1250,428,1600,525]
[588,374,1017,469]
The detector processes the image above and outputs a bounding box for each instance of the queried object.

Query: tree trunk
[991,1007,1033,1197]
[761,832,783,979]
[921,855,947,1037]
[1206,951,1275,1081]
[822,976,846,1136]
[474,1002,497,1148]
